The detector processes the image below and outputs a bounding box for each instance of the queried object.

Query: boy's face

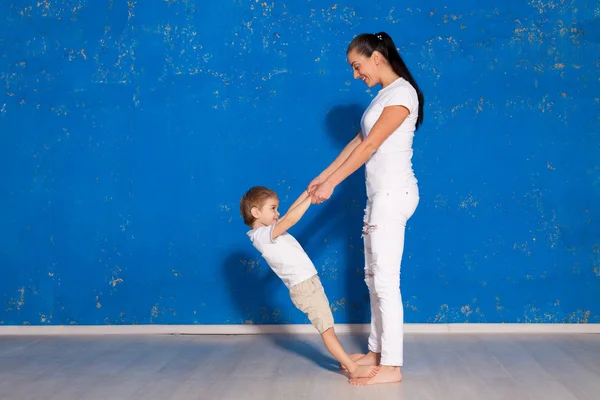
[252,197,280,227]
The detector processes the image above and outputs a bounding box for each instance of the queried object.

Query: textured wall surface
[1,0,599,326]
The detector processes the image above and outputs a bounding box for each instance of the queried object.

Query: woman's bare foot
[349,365,402,386]
[355,351,380,366]
[347,364,380,379]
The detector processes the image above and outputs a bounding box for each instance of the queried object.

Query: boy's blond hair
[240,186,279,226]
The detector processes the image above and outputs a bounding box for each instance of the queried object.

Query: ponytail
[348,32,425,129]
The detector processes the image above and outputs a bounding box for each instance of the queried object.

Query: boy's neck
[251,221,267,230]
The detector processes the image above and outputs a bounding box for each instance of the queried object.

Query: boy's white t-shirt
[361,77,419,197]
[247,224,318,289]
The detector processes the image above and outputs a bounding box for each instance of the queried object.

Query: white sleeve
[253,225,278,245]
[384,85,417,114]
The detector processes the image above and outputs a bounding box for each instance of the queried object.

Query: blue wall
[1,0,598,326]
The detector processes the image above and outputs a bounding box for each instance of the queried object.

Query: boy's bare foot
[347,364,379,379]
[340,351,380,371]
[349,366,402,386]
[339,354,366,370]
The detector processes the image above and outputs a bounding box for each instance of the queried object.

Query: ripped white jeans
[363,185,419,367]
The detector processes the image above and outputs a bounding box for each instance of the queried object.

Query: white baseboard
[0,323,599,336]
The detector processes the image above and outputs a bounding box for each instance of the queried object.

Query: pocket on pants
[367,187,419,224]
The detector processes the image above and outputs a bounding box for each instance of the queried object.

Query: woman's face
[347,49,379,88]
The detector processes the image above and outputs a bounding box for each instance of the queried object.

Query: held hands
[307,175,324,194]
[309,180,335,204]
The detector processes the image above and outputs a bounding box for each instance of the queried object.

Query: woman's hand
[311,181,335,204]
[307,175,325,195]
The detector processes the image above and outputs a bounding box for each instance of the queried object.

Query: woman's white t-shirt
[360,77,419,197]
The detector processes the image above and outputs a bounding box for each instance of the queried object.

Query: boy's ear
[251,206,260,219]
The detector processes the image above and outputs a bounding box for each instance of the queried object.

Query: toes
[349,377,368,386]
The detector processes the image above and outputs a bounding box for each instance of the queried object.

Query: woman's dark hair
[348,32,424,129]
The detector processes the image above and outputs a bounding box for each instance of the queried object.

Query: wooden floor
[0,333,599,400]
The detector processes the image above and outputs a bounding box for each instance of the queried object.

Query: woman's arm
[312,106,410,203]
[308,132,363,193]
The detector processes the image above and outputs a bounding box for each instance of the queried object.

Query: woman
[308,32,424,386]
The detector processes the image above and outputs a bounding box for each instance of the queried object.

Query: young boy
[240,186,379,380]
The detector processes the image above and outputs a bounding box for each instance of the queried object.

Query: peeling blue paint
[0,0,599,326]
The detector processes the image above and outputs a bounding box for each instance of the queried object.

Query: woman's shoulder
[388,78,416,95]
[378,78,419,110]
[381,79,415,96]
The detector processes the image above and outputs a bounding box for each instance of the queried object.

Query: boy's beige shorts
[289,274,334,334]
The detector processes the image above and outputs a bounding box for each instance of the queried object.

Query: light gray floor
[0,333,599,400]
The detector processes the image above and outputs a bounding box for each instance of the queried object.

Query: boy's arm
[287,190,310,210]
[272,192,312,239]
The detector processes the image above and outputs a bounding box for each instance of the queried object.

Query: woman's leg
[351,187,419,385]
[364,203,383,362]
[340,208,383,369]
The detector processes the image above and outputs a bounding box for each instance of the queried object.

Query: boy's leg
[290,276,379,379]
[320,328,379,379]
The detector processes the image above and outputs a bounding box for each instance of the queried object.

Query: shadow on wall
[223,105,371,362]
[296,103,370,351]
[222,251,340,372]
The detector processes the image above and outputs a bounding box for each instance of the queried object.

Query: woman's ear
[371,51,384,66]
